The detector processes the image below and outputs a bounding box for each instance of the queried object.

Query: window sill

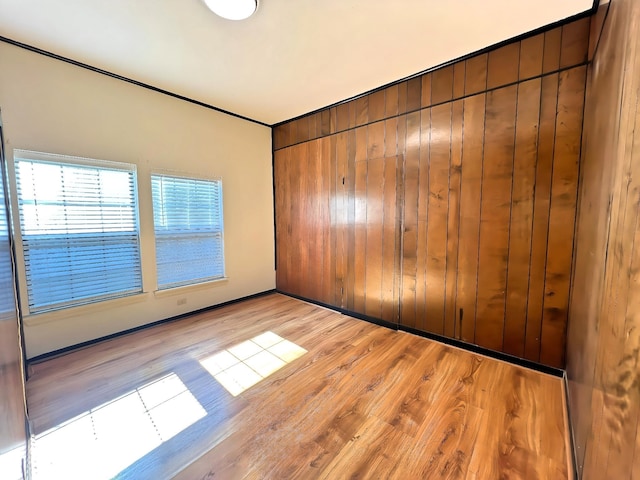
[23,292,149,326]
[153,277,229,298]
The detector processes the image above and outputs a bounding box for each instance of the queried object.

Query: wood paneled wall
[566,0,640,478]
[274,17,590,369]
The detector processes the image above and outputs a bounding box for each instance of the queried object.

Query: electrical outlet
[177,298,187,306]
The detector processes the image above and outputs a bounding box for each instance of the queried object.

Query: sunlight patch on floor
[33,373,206,480]
[200,331,307,396]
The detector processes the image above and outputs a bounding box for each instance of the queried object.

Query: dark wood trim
[563,373,580,479]
[273,62,589,152]
[27,289,277,364]
[277,290,564,378]
[272,9,596,129]
[0,36,271,128]
[271,129,277,270]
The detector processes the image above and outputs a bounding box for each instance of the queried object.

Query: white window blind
[0,161,15,320]
[151,174,225,290]
[14,152,142,313]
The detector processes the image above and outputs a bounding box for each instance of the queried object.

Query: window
[0,156,15,320]
[151,174,225,290]
[14,151,142,313]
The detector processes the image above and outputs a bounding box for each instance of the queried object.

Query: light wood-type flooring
[26,293,571,479]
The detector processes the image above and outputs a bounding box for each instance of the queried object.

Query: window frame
[11,149,143,315]
[150,171,226,292]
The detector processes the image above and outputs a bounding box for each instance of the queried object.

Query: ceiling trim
[0,35,271,128]
[272,7,597,128]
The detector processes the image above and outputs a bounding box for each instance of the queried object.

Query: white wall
[0,42,275,358]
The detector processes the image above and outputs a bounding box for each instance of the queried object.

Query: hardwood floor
[26,293,570,479]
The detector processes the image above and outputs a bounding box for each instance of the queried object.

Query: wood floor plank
[26,294,570,480]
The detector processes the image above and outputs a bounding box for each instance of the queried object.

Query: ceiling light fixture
[203,0,258,20]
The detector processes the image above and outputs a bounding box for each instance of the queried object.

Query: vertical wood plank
[400,111,421,328]
[329,107,337,134]
[273,125,287,150]
[296,116,310,144]
[307,139,322,301]
[487,43,521,90]
[355,96,369,127]
[421,73,432,108]
[321,136,335,305]
[367,121,385,160]
[398,81,409,115]
[519,34,544,80]
[274,148,289,291]
[407,77,422,113]
[475,85,517,351]
[287,120,298,147]
[453,62,466,99]
[308,113,319,141]
[431,66,454,105]
[384,117,398,157]
[353,127,368,313]
[345,129,357,311]
[368,90,386,123]
[543,27,562,74]
[503,78,541,357]
[445,99,464,338]
[396,117,407,324]
[381,152,399,323]
[560,17,590,68]
[425,103,451,335]
[334,133,348,307]
[415,109,430,331]
[321,109,332,136]
[465,54,488,96]
[385,84,399,118]
[296,143,309,298]
[525,74,558,362]
[539,66,586,368]
[457,93,486,343]
[365,154,385,318]
[336,103,350,133]
[381,117,402,323]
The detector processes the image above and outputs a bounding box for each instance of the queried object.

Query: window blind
[14,153,142,313]
[151,174,225,290]
[0,160,15,320]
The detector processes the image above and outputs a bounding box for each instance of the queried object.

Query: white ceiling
[0,0,593,125]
